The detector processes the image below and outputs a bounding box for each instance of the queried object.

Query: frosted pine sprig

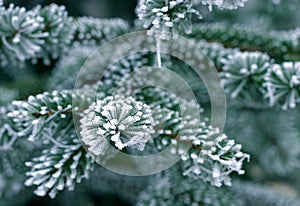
[264,62,300,110]
[163,99,248,187]
[220,52,272,99]
[80,95,155,156]
[0,4,48,64]
[136,0,200,36]
[138,89,249,187]
[24,136,94,199]
[180,123,250,187]
[0,3,130,67]
[7,90,92,142]
[136,0,248,36]
[165,100,249,187]
[35,3,74,64]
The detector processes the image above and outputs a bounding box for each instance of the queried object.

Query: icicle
[155,35,162,68]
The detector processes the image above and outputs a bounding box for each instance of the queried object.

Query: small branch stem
[46,135,74,149]
[0,134,18,151]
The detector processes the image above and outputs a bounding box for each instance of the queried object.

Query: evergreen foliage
[1,0,300,205]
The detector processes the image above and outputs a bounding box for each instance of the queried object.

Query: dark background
[4,0,139,24]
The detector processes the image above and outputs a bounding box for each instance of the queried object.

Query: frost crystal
[80,96,155,156]
[196,0,248,11]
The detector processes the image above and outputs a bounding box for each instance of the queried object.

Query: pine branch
[264,62,300,110]
[0,3,130,67]
[2,2,298,112]
[78,77,249,187]
[3,2,300,204]
[34,3,74,65]
[220,51,272,100]
[0,105,20,151]
[0,4,48,66]
[0,105,36,199]
[136,0,200,36]
[24,134,94,199]
[188,23,300,61]
[111,65,249,186]
[149,94,249,187]
[196,40,300,110]
[1,89,96,199]
[7,90,93,143]
[136,0,248,37]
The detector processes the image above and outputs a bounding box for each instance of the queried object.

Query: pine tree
[1,0,300,205]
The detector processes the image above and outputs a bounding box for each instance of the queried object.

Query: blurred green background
[1,1,300,205]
